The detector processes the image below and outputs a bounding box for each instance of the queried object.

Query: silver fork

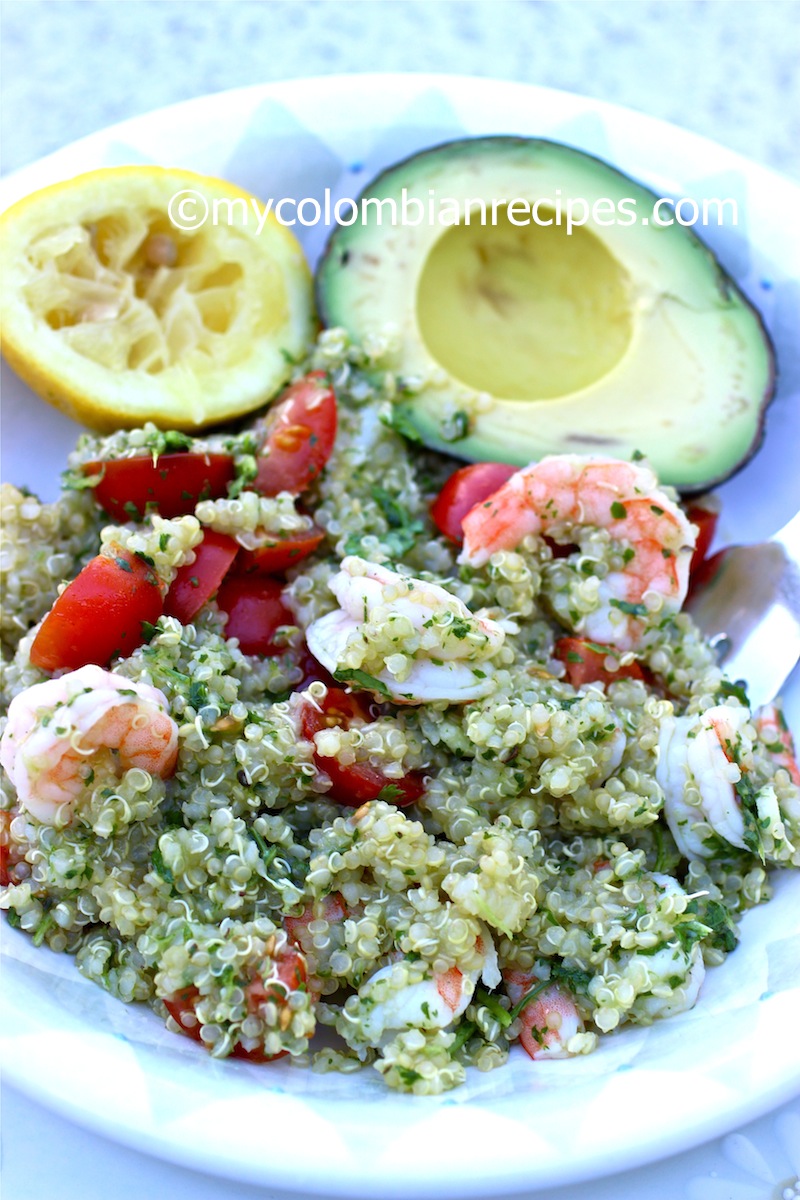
[687,512,800,710]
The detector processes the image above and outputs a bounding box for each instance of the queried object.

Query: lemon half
[0,166,314,431]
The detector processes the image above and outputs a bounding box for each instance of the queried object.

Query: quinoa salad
[1,330,799,1096]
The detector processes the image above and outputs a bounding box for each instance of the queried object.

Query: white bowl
[1,74,799,1198]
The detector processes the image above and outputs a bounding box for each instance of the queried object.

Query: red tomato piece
[295,644,337,690]
[84,452,235,521]
[164,942,307,1063]
[284,893,348,951]
[430,461,518,543]
[216,576,295,656]
[300,688,425,807]
[253,371,337,497]
[164,531,239,624]
[245,944,308,1014]
[30,549,163,672]
[555,637,645,688]
[236,526,325,575]
[685,500,720,581]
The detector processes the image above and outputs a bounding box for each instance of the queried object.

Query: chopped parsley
[718,679,750,707]
[381,405,424,443]
[610,598,647,617]
[377,783,404,802]
[333,668,390,697]
[151,845,174,884]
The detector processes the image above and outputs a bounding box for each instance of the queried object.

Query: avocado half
[316,138,775,491]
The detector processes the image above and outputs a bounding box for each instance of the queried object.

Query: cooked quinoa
[1,329,798,1096]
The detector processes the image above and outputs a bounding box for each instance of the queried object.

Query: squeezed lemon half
[0,166,315,431]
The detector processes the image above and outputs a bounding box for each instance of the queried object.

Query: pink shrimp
[0,664,178,826]
[460,455,696,650]
[503,968,585,1060]
[358,930,501,1044]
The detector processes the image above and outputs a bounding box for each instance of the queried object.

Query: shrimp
[358,930,501,1044]
[503,968,586,1060]
[657,703,752,858]
[628,942,706,1022]
[305,556,506,703]
[459,455,696,650]
[0,664,178,826]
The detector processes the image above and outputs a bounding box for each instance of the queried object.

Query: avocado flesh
[316,138,774,491]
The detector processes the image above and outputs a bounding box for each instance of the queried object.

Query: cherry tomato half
[295,644,337,690]
[84,452,235,521]
[164,531,239,624]
[685,500,720,581]
[253,372,337,497]
[216,576,295,656]
[430,462,518,543]
[236,526,325,575]
[555,638,645,689]
[284,893,347,953]
[164,944,307,1063]
[30,549,163,672]
[300,688,425,807]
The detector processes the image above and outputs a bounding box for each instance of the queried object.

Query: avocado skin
[317,137,776,493]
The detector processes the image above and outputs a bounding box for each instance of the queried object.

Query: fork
[687,512,800,710]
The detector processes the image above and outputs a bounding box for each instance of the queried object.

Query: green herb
[188,680,209,710]
[151,844,174,884]
[474,986,513,1028]
[141,620,160,643]
[6,908,22,929]
[369,485,424,557]
[249,826,279,869]
[371,486,408,529]
[377,784,404,802]
[650,505,664,516]
[736,774,765,859]
[396,1067,422,1087]
[631,449,645,462]
[448,1020,477,1056]
[159,533,170,552]
[148,429,193,463]
[441,410,469,442]
[123,501,141,521]
[506,979,551,1024]
[32,910,55,947]
[381,406,423,444]
[61,465,104,491]
[583,640,617,657]
[610,599,647,617]
[333,668,390,697]
[227,454,258,500]
[550,962,592,994]
[610,501,627,520]
[718,679,750,707]
[115,556,133,573]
